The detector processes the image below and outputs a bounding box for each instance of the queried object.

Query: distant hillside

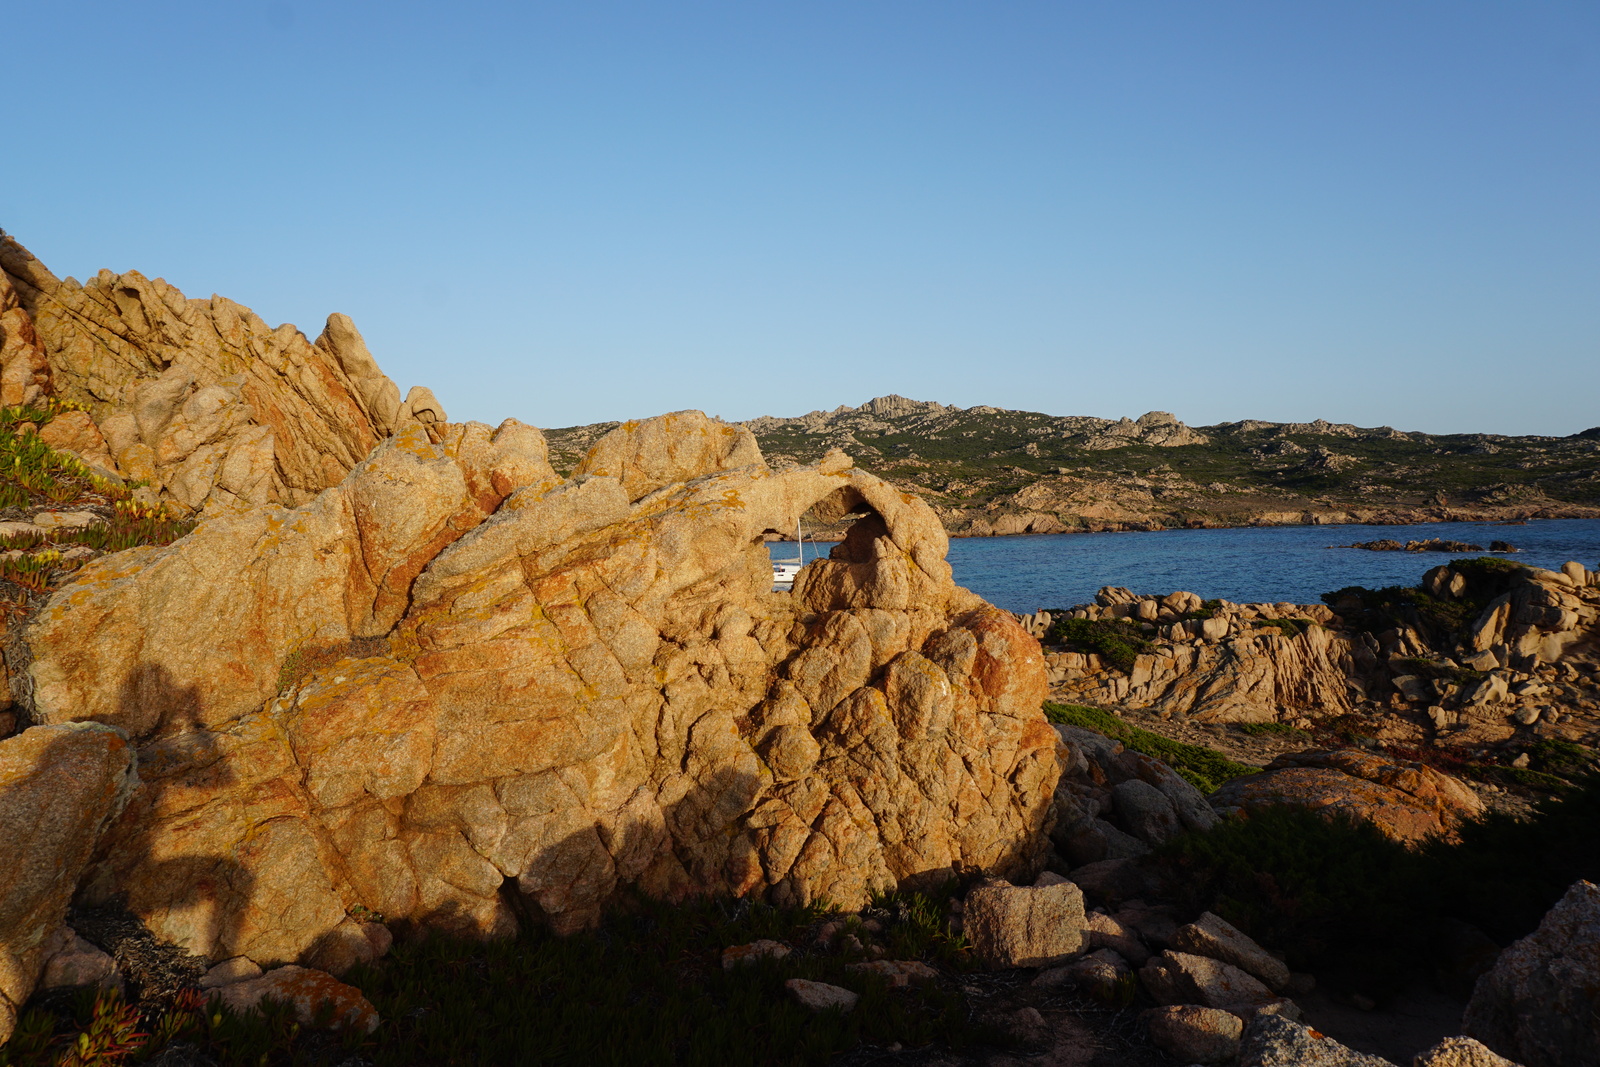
[544,396,1600,536]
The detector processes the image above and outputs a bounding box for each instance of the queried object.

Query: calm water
[770,519,1600,615]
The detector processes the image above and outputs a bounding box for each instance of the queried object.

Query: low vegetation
[0,402,194,596]
[4,892,994,1067]
[1044,702,1259,793]
[1320,556,1526,642]
[1155,773,1600,997]
[1043,617,1153,674]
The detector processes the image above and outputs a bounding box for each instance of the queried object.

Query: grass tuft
[1044,702,1259,793]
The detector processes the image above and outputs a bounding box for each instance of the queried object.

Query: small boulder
[1144,1004,1244,1065]
[1032,947,1129,1001]
[1240,1013,1397,1066]
[1169,911,1291,991]
[1139,950,1278,1012]
[1112,780,1182,843]
[1067,858,1155,902]
[964,879,1086,969]
[1413,1036,1524,1067]
[1463,879,1600,1067]
[999,1006,1050,1045]
[721,939,791,970]
[200,957,264,989]
[845,959,938,988]
[1115,902,1180,949]
[40,931,119,990]
[1083,909,1150,965]
[784,978,858,1013]
[214,965,380,1033]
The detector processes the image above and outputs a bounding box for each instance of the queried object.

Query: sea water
[769,518,1600,615]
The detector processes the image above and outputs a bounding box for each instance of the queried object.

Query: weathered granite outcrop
[1463,879,1600,1067]
[1032,559,1600,735]
[1036,591,1371,723]
[0,234,442,514]
[0,723,137,1044]
[18,412,1059,970]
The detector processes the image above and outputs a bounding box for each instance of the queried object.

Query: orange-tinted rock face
[1208,748,1484,843]
[0,724,138,1045]
[0,235,442,515]
[26,412,1060,966]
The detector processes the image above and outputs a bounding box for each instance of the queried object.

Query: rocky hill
[547,396,1600,537]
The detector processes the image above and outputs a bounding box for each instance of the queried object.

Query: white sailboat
[771,518,808,590]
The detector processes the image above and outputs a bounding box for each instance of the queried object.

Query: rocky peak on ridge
[0,233,443,515]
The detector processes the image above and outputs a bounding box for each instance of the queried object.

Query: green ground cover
[1043,702,1259,793]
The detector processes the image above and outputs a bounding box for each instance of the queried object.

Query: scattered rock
[998,1005,1050,1045]
[1082,909,1151,965]
[721,940,791,969]
[1144,1004,1244,1065]
[845,959,938,987]
[1064,858,1154,902]
[1413,1036,1525,1067]
[1139,950,1278,1012]
[1169,911,1292,991]
[1112,779,1181,842]
[1239,1012,1397,1066]
[784,978,859,1013]
[200,956,264,989]
[39,930,120,990]
[214,965,380,1033]
[1463,879,1600,1067]
[1032,948,1129,1000]
[964,879,1086,969]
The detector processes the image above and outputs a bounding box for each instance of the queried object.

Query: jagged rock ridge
[0,233,444,514]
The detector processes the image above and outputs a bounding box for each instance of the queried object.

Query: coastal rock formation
[1463,879,1600,1067]
[1033,559,1600,739]
[1041,591,1368,723]
[19,412,1059,968]
[0,234,440,514]
[1208,749,1484,843]
[0,723,137,1044]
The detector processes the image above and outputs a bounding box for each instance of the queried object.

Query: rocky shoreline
[1,237,1595,1067]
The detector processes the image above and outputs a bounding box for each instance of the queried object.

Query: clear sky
[5,2,1597,435]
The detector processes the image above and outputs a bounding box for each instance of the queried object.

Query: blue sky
[5,2,1597,434]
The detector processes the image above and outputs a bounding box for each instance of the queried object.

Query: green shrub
[1155,773,1600,994]
[5,893,990,1067]
[1045,617,1153,673]
[1251,618,1315,639]
[1156,806,1418,985]
[1044,703,1259,793]
[346,893,982,1067]
[1321,558,1526,643]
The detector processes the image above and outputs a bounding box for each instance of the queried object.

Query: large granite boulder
[0,234,439,514]
[1463,879,1600,1067]
[1208,749,1483,843]
[21,413,1060,967]
[0,724,137,1044]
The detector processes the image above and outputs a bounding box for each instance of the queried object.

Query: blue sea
[770,518,1600,615]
